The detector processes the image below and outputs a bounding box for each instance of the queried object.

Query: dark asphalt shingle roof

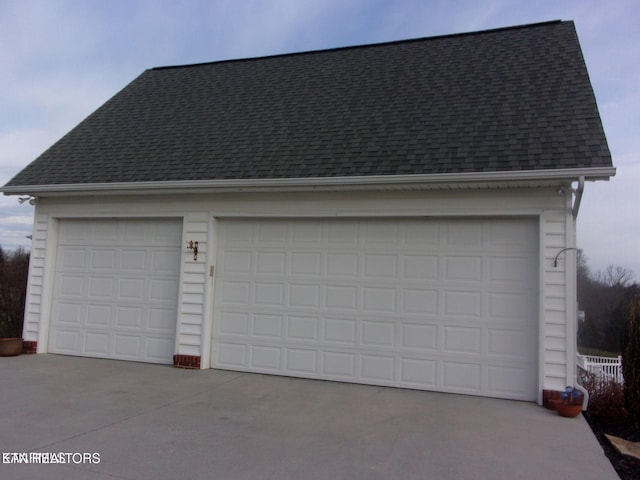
[4,20,612,187]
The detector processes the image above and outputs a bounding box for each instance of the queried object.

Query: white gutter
[1,167,616,196]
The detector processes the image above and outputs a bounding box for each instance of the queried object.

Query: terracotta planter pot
[556,402,583,418]
[0,338,23,357]
[547,398,561,411]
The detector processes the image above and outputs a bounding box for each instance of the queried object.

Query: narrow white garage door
[212,218,538,400]
[50,219,182,364]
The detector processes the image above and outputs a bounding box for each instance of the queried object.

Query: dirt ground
[584,412,640,480]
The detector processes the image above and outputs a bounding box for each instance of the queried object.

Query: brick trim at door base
[22,341,38,354]
[542,389,563,409]
[173,355,201,369]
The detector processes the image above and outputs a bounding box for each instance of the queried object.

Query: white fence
[577,354,624,384]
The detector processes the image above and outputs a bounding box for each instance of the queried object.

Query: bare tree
[596,265,635,289]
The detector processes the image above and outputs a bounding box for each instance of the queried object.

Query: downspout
[572,176,585,218]
[571,175,587,408]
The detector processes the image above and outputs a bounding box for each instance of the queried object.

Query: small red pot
[0,338,23,357]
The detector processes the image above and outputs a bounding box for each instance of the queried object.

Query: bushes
[581,372,628,424]
[622,295,640,427]
[0,246,30,338]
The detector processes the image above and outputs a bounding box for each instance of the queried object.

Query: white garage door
[212,218,538,400]
[49,219,182,364]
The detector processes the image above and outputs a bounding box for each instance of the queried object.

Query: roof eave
[1,167,616,197]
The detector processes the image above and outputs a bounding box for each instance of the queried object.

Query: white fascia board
[1,167,616,196]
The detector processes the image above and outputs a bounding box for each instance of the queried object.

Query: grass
[578,347,621,357]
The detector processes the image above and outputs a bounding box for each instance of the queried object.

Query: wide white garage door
[212,218,538,400]
[49,219,182,364]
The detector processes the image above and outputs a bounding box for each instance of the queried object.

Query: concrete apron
[0,355,619,480]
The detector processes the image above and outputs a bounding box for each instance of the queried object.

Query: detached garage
[2,21,614,403]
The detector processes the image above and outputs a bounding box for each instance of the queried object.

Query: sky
[0,0,638,279]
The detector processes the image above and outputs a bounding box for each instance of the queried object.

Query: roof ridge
[150,19,565,72]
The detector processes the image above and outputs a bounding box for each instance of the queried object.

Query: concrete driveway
[0,355,618,480]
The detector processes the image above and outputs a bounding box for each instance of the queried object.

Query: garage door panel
[59,248,87,270]
[218,342,247,367]
[401,323,438,351]
[361,354,395,382]
[116,306,142,329]
[405,222,440,246]
[91,249,117,270]
[149,307,180,332]
[85,331,110,355]
[120,250,146,271]
[402,288,438,314]
[444,291,482,318]
[286,315,319,341]
[361,320,395,347]
[55,303,83,325]
[251,345,282,371]
[219,311,249,335]
[327,253,358,277]
[325,285,358,310]
[403,255,439,280]
[487,364,536,398]
[89,277,115,299]
[445,223,483,248]
[488,256,534,283]
[59,275,85,297]
[364,254,397,278]
[327,223,359,245]
[445,256,483,281]
[50,219,181,364]
[95,223,120,242]
[150,278,179,301]
[289,284,320,308]
[255,282,285,306]
[291,252,321,275]
[59,221,91,242]
[488,329,536,359]
[118,278,145,300]
[87,305,112,326]
[400,357,437,387]
[253,313,283,338]
[212,218,538,401]
[286,348,317,374]
[221,281,250,303]
[145,337,175,363]
[442,361,482,391]
[257,223,287,243]
[256,251,286,274]
[363,287,396,313]
[488,221,537,248]
[114,334,141,359]
[51,329,81,352]
[153,222,185,244]
[324,317,356,344]
[443,326,482,354]
[322,350,356,378]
